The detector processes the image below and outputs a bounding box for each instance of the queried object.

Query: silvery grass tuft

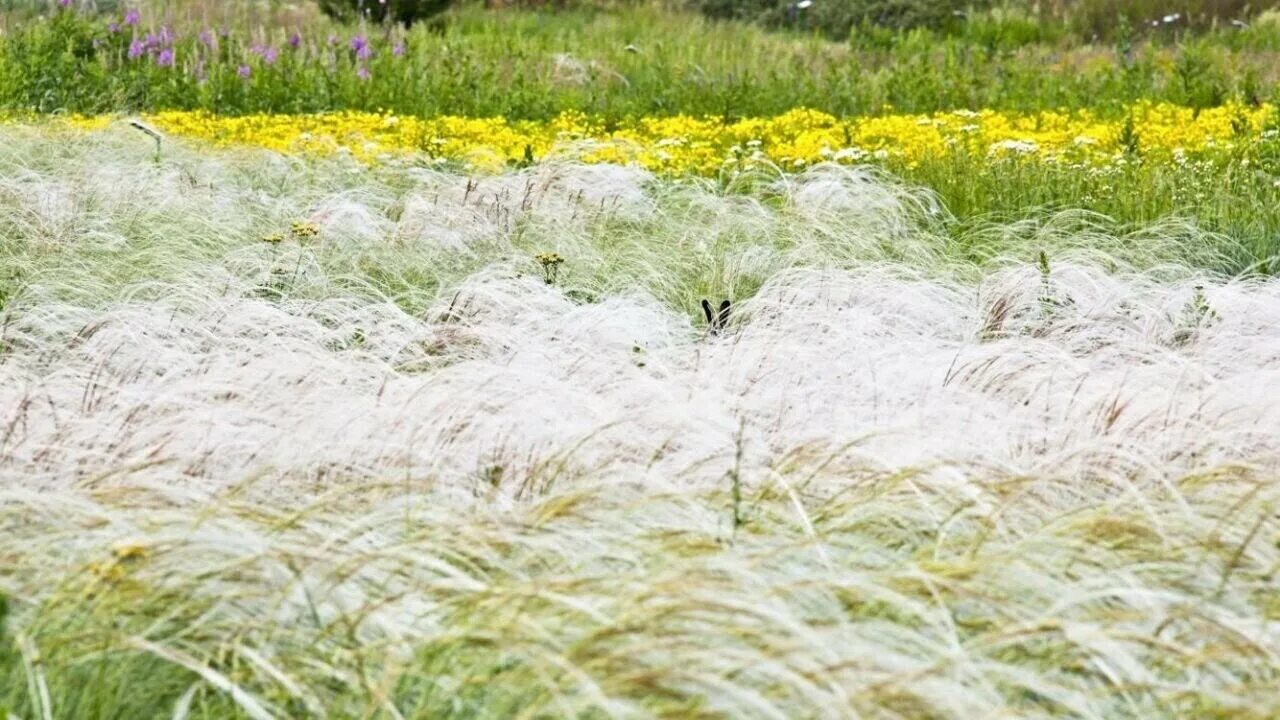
[0,125,1279,718]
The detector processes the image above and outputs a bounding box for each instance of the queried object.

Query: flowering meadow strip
[6,3,1280,123]
[40,103,1279,174]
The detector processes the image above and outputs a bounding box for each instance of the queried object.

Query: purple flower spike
[128,39,145,59]
[58,0,71,8]
[198,29,214,48]
[238,65,251,79]
[356,45,372,61]
[107,21,120,33]
[156,48,175,67]
[349,35,367,52]
[357,66,371,80]
[288,32,302,49]
[124,9,140,26]
[393,41,406,57]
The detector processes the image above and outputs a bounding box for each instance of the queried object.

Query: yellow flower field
[46,102,1277,173]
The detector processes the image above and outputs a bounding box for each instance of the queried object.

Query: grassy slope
[0,123,1253,314]
[2,5,1280,716]
[2,127,1280,717]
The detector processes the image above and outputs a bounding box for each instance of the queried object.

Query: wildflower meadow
[2,0,1280,718]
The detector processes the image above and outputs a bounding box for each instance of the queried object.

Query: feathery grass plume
[1,124,1279,717]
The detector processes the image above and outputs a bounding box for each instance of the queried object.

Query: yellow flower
[289,221,320,240]
[20,102,1272,176]
[112,539,150,562]
[535,251,565,284]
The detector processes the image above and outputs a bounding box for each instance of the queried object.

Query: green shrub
[959,5,1066,49]
[316,0,455,25]
[1042,0,1257,40]
[688,0,981,38]
[688,0,1260,41]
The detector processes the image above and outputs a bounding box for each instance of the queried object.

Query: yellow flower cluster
[49,103,1276,174]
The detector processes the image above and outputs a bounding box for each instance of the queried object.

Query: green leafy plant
[688,0,975,38]
[1119,113,1141,156]
[0,273,12,312]
[315,0,454,25]
[1038,249,1055,318]
[1174,41,1228,109]
[0,270,21,357]
[1173,283,1219,346]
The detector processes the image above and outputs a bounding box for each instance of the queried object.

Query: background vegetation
[3,0,1280,119]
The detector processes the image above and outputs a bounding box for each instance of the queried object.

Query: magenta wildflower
[127,39,145,59]
[58,0,71,8]
[252,45,279,66]
[357,66,371,81]
[198,29,214,48]
[349,35,367,53]
[393,41,406,57]
[123,9,140,26]
[107,21,120,33]
[156,47,175,67]
[237,65,251,79]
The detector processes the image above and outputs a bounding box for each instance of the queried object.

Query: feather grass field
[2,124,1280,718]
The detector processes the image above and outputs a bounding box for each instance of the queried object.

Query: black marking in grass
[701,298,731,336]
